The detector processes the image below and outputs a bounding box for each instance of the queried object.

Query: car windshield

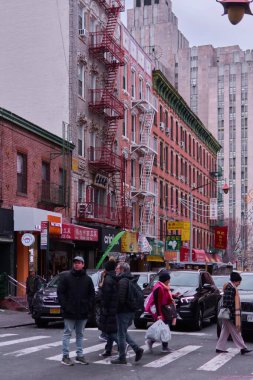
[47,276,59,288]
[170,272,199,288]
[213,276,229,289]
[238,274,253,291]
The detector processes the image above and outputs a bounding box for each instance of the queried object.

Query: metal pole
[189,189,193,262]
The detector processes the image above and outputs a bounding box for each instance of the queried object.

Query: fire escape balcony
[96,0,125,13]
[38,181,66,208]
[89,32,125,66]
[89,89,124,119]
[76,202,120,226]
[88,146,122,173]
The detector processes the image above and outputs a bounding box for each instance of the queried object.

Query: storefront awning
[146,255,164,262]
[61,223,98,242]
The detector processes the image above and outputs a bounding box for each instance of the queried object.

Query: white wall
[0,0,70,137]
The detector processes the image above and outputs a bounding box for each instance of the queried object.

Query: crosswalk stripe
[197,348,239,371]
[144,345,202,368]
[47,343,106,361]
[94,343,160,365]
[0,334,18,338]
[4,338,77,357]
[0,336,50,347]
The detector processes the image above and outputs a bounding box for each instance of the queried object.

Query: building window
[78,5,86,30]
[78,63,85,98]
[123,64,127,91]
[17,152,27,194]
[146,84,151,102]
[160,141,164,169]
[78,180,85,203]
[131,69,136,98]
[41,161,50,200]
[170,116,174,140]
[136,0,141,6]
[59,168,66,204]
[123,109,127,137]
[131,114,136,142]
[78,125,84,156]
[139,77,143,99]
[165,183,169,209]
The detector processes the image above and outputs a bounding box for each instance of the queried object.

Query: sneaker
[146,339,153,353]
[74,356,89,365]
[61,356,74,366]
[241,348,253,355]
[111,357,127,364]
[161,347,172,353]
[135,348,144,362]
[99,333,107,342]
[100,351,112,357]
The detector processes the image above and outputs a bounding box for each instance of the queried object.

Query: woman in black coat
[99,260,119,357]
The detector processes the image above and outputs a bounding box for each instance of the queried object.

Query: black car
[32,271,102,328]
[217,272,253,338]
[134,270,220,330]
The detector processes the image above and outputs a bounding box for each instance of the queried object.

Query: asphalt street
[1,322,253,380]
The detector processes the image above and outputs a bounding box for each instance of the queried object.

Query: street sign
[166,235,181,250]
[167,221,190,231]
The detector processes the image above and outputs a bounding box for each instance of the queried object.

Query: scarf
[231,281,241,332]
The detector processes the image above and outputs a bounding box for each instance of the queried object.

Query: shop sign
[148,239,165,256]
[21,233,35,247]
[61,223,98,241]
[121,231,138,253]
[214,226,228,249]
[100,227,121,251]
[48,215,62,235]
[166,235,181,251]
[40,221,48,249]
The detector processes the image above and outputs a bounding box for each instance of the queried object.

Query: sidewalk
[0,309,34,328]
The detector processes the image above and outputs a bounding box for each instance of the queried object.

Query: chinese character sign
[210,198,218,220]
[214,226,228,249]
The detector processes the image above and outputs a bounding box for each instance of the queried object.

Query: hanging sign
[21,233,35,247]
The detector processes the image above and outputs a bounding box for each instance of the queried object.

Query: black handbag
[161,303,177,323]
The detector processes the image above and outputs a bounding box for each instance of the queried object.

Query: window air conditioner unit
[165,127,170,135]
[159,122,165,131]
[79,28,88,37]
[180,141,185,148]
[179,175,185,183]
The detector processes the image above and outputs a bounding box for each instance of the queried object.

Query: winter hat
[159,270,171,283]
[105,260,117,271]
[73,256,84,263]
[230,272,242,282]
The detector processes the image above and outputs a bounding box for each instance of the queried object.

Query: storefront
[0,208,14,276]
[146,238,165,271]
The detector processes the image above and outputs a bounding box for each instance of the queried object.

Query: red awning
[61,223,98,242]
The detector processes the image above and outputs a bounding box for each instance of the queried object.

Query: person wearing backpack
[111,262,144,365]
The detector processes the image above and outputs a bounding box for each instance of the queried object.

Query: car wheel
[134,317,148,329]
[193,307,203,331]
[35,319,48,328]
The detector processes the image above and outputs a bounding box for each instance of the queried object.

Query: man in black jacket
[57,256,95,366]
[26,271,42,314]
[111,262,143,365]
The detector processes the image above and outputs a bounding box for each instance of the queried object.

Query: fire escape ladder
[111,170,124,225]
[140,197,154,236]
[104,119,117,150]
[140,108,154,147]
[104,64,118,92]
[140,152,154,193]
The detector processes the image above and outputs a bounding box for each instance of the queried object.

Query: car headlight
[181,296,194,304]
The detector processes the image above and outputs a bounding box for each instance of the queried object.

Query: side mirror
[142,283,148,288]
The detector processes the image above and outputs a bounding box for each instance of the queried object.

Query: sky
[122,0,253,51]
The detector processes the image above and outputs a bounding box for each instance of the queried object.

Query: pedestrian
[99,259,119,357]
[216,271,252,355]
[26,270,42,314]
[57,256,95,366]
[111,262,144,365]
[146,270,176,353]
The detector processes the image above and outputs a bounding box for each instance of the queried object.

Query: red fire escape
[77,0,129,228]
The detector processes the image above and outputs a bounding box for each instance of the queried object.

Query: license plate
[247,314,253,322]
[50,308,60,314]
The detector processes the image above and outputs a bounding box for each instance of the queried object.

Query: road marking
[4,338,77,357]
[128,330,210,336]
[47,343,105,361]
[197,348,239,371]
[0,334,18,338]
[144,345,201,368]
[95,343,160,365]
[0,336,50,347]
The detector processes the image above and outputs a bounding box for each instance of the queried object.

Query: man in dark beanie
[216,271,252,355]
[99,259,119,357]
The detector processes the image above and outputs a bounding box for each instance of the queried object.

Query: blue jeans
[116,312,139,360]
[62,318,87,357]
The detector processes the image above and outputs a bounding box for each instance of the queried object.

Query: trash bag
[145,319,171,343]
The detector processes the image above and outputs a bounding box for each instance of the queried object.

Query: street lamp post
[217,0,253,25]
[189,181,229,262]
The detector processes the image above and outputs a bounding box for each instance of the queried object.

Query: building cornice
[0,108,75,151]
[152,70,221,155]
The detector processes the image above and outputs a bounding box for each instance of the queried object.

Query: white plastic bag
[145,319,171,342]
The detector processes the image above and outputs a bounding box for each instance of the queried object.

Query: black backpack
[127,277,144,312]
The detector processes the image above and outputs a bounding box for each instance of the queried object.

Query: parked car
[134,269,221,330]
[132,272,156,289]
[217,272,253,338]
[32,270,102,328]
[212,275,230,293]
